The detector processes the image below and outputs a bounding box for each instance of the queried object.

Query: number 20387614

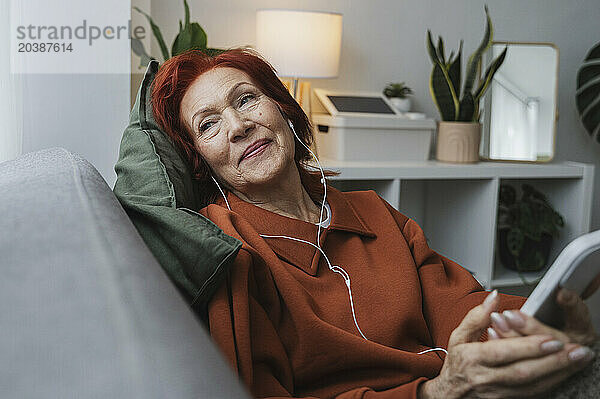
[18,42,73,53]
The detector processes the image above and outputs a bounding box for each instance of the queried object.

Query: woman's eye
[199,120,216,133]
[239,93,256,107]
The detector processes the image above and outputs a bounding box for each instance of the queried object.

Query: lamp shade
[256,9,342,79]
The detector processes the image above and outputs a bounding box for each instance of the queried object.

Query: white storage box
[311,113,436,162]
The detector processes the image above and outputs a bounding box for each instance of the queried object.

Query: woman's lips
[240,139,272,163]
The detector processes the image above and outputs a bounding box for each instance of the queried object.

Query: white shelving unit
[323,159,595,289]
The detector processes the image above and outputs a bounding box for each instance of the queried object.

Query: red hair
[151,47,337,207]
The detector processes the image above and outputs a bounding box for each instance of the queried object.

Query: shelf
[324,159,594,290]
[491,262,550,288]
[321,159,588,180]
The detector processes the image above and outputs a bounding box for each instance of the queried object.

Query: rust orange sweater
[199,187,526,399]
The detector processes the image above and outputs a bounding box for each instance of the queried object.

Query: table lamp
[255,9,343,100]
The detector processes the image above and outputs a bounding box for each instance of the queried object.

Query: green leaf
[554,212,565,227]
[576,42,600,139]
[499,184,516,206]
[171,0,207,57]
[131,38,154,68]
[448,40,463,98]
[519,203,541,241]
[521,250,545,271]
[184,0,191,26]
[458,91,475,121]
[507,228,524,257]
[463,5,494,96]
[133,6,170,61]
[204,48,227,56]
[426,31,440,65]
[427,31,461,120]
[171,22,207,57]
[474,46,508,102]
[473,101,481,122]
[430,62,457,120]
[437,37,446,63]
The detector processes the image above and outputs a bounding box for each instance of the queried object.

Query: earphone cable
[209,119,447,356]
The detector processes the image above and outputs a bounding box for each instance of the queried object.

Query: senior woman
[149,48,597,399]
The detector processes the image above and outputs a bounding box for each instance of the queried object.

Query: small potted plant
[383,82,414,112]
[497,183,564,273]
[426,5,507,163]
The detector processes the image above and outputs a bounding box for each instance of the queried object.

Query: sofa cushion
[113,60,242,323]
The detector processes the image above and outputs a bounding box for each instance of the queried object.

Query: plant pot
[436,121,481,163]
[389,97,411,112]
[498,228,553,272]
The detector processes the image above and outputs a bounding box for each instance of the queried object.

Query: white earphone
[210,118,447,355]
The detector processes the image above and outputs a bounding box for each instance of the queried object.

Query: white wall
[151,0,600,228]
[18,1,131,188]
[150,0,600,329]
[21,73,129,187]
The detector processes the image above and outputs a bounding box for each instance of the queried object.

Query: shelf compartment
[491,260,549,288]
[399,178,499,288]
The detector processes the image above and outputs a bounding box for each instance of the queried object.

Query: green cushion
[113,60,242,324]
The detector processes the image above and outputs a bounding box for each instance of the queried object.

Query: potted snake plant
[426,5,507,163]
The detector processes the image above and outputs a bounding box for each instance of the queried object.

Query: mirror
[480,42,559,162]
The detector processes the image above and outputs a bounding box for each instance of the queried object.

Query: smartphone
[520,229,600,328]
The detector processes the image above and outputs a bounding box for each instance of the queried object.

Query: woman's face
[180,67,296,194]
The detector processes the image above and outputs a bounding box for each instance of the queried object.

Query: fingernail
[487,327,499,340]
[568,346,595,362]
[540,340,564,353]
[491,312,510,332]
[503,310,526,328]
[483,289,498,308]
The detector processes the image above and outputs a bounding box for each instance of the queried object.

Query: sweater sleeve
[379,199,526,347]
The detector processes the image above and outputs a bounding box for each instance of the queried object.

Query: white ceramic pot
[389,97,411,113]
[436,121,481,163]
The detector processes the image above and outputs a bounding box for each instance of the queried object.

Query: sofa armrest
[0,147,250,398]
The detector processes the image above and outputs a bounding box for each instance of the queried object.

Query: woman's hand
[418,290,595,399]
[489,287,599,346]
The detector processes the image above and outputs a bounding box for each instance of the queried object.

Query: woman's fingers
[557,288,598,344]
[499,350,593,397]
[449,290,499,346]
[490,311,523,338]
[475,334,563,366]
[492,342,595,386]
[486,327,500,340]
[500,309,571,343]
[557,288,591,329]
[493,305,598,346]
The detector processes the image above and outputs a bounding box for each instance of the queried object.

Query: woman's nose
[225,109,254,142]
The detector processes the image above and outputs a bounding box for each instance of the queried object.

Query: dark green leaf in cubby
[507,228,524,257]
[499,184,516,206]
